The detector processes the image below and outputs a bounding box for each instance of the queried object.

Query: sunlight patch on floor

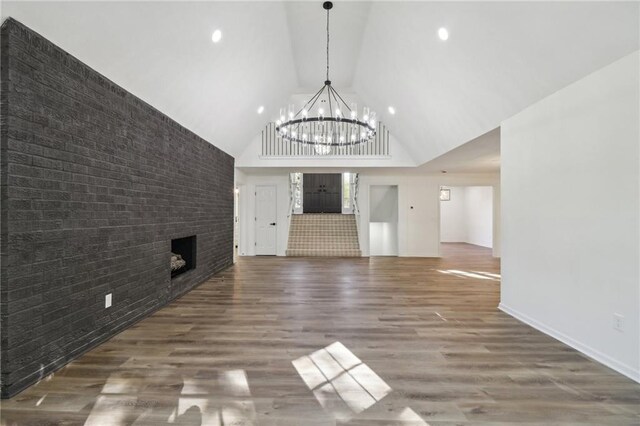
[292,341,428,425]
[82,369,256,426]
[293,342,391,421]
[437,269,499,281]
[472,270,501,279]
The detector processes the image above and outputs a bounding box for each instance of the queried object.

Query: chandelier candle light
[275,1,377,155]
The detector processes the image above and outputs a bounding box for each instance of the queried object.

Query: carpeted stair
[286,214,361,257]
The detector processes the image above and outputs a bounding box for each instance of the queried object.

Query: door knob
[270,222,276,226]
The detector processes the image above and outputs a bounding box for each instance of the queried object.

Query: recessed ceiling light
[438,27,449,41]
[212,29,222,43]
[388,106,396,115]
[257,106,264,114]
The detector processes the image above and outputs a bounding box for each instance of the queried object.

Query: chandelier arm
[305,85,327,117]
[328,85,350,113]
[294,84,326,118]
[327,86,333,118]
[329,85,352,112]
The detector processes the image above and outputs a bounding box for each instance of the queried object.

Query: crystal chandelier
[275,1,376,155]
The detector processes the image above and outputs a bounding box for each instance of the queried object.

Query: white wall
[369,223,398,256]
[237,170,501,258]
[465,186,493,248]
[369,185,399,223]
[358,173,501,258]
[501,51,639,382]
[440,186,493,247]
[440,187,467,242]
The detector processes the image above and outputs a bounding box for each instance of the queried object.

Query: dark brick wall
[0,18,235,398]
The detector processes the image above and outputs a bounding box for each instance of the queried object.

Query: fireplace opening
[171,235,196,278]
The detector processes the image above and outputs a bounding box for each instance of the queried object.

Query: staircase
[286,214,361,257]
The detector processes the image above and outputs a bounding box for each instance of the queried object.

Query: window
[291,173,303,213]
[343,173,351,210]
[439,187,451,201]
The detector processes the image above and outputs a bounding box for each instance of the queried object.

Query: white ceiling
[286,2,371,89]
[416,127,500,174]
[2,1,638,165]
[354,2,639,164]
[1,1,299,157]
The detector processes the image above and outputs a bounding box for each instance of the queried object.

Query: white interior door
[255,185,277,255]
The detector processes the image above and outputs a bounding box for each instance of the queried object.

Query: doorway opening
[439,186,493,257]
[369,185,398,256]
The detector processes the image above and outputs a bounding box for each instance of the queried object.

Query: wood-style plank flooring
[2,243,639,425]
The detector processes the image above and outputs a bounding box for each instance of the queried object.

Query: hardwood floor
[2,243,639,425]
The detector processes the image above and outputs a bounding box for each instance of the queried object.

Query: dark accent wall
[0,19,235,398]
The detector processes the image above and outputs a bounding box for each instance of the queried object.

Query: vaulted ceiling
[2,1,638,165]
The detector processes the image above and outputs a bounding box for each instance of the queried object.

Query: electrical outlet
[105,293,112,309]
[613,313,624,332]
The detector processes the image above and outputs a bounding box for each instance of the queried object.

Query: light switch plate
[105,293,112,308]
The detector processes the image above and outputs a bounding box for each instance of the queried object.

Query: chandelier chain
[273,1,378,153]
[326,7,330,81]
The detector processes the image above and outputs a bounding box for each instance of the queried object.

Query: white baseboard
[498,302,640,383]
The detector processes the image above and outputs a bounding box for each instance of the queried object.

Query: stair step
[287,214,360,258]
[286,249,362,257]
